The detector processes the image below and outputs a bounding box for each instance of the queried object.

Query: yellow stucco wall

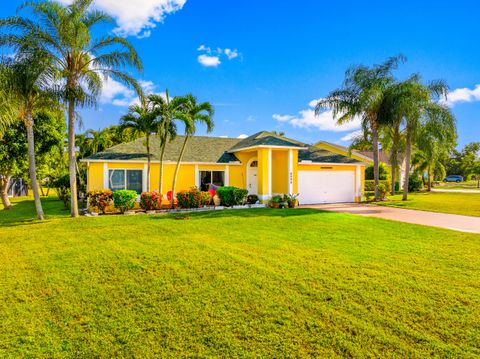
[87,162,104,192]
[272,150,288,194]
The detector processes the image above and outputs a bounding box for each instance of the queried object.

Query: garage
[298,170,356,205]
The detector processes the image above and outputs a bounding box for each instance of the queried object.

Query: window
[108,169,143,194]
[199,170,225,191]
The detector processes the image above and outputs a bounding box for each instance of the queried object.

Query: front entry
[247,160,258,194]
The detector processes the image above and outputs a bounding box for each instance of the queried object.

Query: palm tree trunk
[25,109,44,220]
[427,166,432,191]
[390,125,400,195]
[371,119,380,201]
[170,136,189,208]
[0,174,12,210]
[146,134,150,192]
[158,140,166,193]
[402,127,413,201]
[68,99,79,217]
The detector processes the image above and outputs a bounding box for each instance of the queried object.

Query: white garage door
[298,170,355,205]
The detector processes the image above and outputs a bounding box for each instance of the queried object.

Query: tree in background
[120,102,158,191]
[0,110,65,210]
[315,55,405,200]
[0,0,143,217]
[170,94,214,208]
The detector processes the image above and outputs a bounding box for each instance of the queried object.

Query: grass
[377,191,480,217]
[1,196,479,357]
[436,180,480,190]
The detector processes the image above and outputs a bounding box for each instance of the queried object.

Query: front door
[247,160,258,194]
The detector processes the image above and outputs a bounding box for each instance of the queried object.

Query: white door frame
[246,157,258,195]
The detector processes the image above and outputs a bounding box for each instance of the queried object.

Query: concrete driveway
[302,203,480,234]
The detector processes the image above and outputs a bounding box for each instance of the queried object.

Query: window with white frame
[199,170,225,191]
[108,169,143,194]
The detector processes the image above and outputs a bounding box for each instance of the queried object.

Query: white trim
[194,164,199,187]
[80,159,242,165]
[103,163,108,189]
[288,149,293,194]
[356,165,361,197]
[228,144,307,153]
[268,148,272,198]
[298,161,367,166]
[225,166,230,186]
[143,164,148,192]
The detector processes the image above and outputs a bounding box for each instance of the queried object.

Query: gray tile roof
[85,135,241,163]
[299,147,362,164]
[228,131,306,152]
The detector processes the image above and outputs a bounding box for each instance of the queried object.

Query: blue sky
[2,0,480,148]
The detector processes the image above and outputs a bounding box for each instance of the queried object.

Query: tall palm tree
[149,91,184,193]
[0,0,143,217]
[315,56,405,200]
[2,51,58,219]
[120,102,157,191]
[170,95,214,208]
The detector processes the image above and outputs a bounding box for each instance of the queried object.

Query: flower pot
[213,195,221,206]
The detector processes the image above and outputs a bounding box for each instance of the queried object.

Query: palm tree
[149,91,184,193]
[120,102,157,191]
[315,55,405,200]
[2,51,58,219]
[170,95,214,208]
[0,0,143,217]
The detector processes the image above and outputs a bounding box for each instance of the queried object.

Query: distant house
[7,177,28,197]
[81,131,367,205]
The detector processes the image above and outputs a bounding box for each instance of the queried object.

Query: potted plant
[268,195,283,208]
[284,193,299,208]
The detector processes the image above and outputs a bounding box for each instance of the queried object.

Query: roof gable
[228,131,306,152]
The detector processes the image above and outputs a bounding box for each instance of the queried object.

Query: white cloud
[440,85,480,107]
[237,134,248,139]
[100,77,160,107]
[273,100,362,132]
[340,130,363,142]
[56,0,186,38]
[197,54,221,68]
[197,45,241,67]
[246,115,256,122]
[224,48,239,60]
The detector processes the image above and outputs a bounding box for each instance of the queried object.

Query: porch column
[288,149,293,194]
[257,148,272,201]
[356,165,361,201]
[268,148,272,198]
[103,163,108,189]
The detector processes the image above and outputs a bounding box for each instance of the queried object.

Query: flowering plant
[87,189,113,214]
[176,187,202,208]
[140,191,163,210]
[200,191,213,206]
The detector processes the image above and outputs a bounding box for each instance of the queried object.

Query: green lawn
[378,191,480,217]
[1,197,479,357]
[436,180,480,190]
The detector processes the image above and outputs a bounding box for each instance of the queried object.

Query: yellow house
[82,131,366,204]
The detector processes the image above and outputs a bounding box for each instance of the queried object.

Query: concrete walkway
[432,188,480,193]
[302,203,480,234]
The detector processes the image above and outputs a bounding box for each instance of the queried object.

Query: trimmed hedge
[113,190,137,213]
[409,176,424,192]
[177,187,202,209]
[217,186,248,206]
[140,191,162,211]
[364,180,389,200]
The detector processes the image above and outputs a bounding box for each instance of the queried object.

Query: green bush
[364,180,389,200]
[365,163,389,180]
[217,186,248,206]
[113,190,137,213]
[176,187,202,208]
[247,194,259,204]
[408,176,424,192]
[52,174,70,209]
[87,189,114,214]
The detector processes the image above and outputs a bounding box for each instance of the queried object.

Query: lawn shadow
[147,207,329,221]
[0,196,69,227]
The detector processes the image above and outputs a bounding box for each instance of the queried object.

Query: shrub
[268,195,284,208]
[365,163,389,180]
[87,189,114,214]
[140,191,162,211]
[217,186,248,206]
[52,174,70,209]
[176,187,202,208]
[113,190,137,213]
[364,180,389,200]
[247,194,259,205]
[408,176,424,192]
[200,191,212,206]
